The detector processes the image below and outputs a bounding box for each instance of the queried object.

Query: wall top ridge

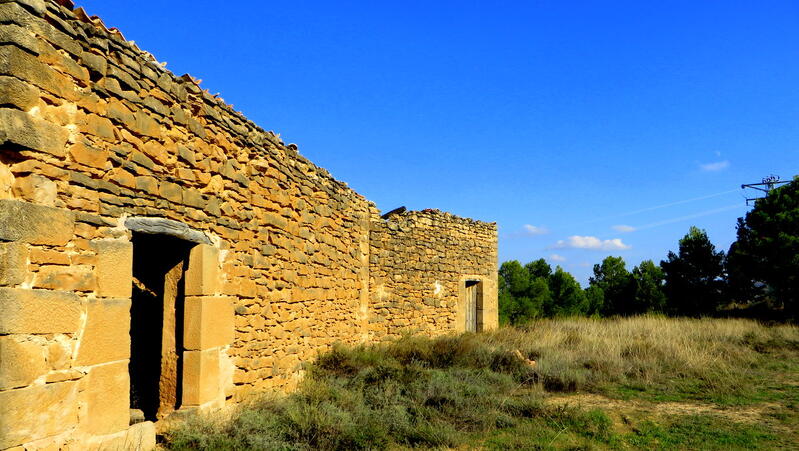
[377,207,497,228]
[9,0,369,198]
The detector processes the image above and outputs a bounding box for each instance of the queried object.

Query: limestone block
[0,107,67,157]
[69,142,108,169]
[124,420,157,451]
[0,46,77,102]
[0,381,79,449]
[0,242,27,285]
[81,361,129,436]
[0,288,81,334]
[0,199,74,245]
[84,421,156,451]
[184,296,234,350]
[185,244,220,296]
[0,75,39,110]
[74,298,131,366]
[91,239,133,298]
[11,174,56,206]
[182,348,220,406]
[0,335,47,390]
[0,162,11,199]
[34,264,96,292]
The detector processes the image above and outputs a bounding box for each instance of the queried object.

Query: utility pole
[741,175,788,205]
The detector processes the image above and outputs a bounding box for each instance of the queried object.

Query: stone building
[0,0,498,449]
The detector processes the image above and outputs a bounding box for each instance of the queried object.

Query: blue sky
[79,1,799,284]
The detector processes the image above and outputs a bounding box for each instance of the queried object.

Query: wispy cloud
[699,160,730,172]
[612,224,636,233]
[635,203,745,230]
[550,254,566,262]
[523,224,549,235]
[583,189,739,224]
[551,235,631,251]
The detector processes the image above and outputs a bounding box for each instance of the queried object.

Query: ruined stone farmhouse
[0,0,498,449]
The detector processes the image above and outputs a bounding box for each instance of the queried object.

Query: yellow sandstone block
[74,298,131,366]
[183,296,234,350]
[182,349,220,406]
[80,361,129,435]
[185,244,220,296]
[0,381,79,449]
[0,335,47,390]
[91,239,133,298]
[0,288,81,334]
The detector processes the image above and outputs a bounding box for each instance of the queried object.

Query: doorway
[464,280,483,332]
[129,233,194,421]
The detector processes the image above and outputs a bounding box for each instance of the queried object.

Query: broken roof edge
[377,206,497,227]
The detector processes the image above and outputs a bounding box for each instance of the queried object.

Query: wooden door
[465,281,478,332]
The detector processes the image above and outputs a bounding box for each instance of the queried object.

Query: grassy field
[163,317,799,450]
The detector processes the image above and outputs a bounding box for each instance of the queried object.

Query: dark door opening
[465,280,483,332]
[130,233,194,421]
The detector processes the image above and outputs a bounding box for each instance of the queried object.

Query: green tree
[589,256,634,315]
[498,260,549,324]
[660,226,725,316]
[547,267,588,316]
[499,260,530,297]
[631,260,666,313]
[525,258,552,280]
[584,285,605,316]
[727,178,799,318]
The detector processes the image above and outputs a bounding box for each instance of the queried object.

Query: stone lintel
[124,217,212,245]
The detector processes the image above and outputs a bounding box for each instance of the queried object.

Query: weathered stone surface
[91,239,133,298]
[81,361,129,435]
[0,242,27,285]
[0,23,41,55]
[0,75,39,110]
[0,161,12,199]
[0,288,81,334]
[0,199,74,245]
[74,298,131,366]
[184,296,234,350]
[34,264,96,292]
[84,420,156,451]
[0,335,47,390]
[0,381,79,449]
[0,107,67,157]
[182,348,220,406]
[11,174,56,206]
[0,46,75,101]
[124,217,212,245]
[184,244,220,296]
[69,142,108,169]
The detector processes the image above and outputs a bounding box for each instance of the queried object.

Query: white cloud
[523,224,549,235]
[550,254,566,262]
[699,160,730,172]
[552,235,632,251]
[612,224,636,233]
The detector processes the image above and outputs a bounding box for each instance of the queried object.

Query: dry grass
[485,315,799,397]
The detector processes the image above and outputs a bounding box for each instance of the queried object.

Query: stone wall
[369,209,498,339]
[0,0,498,449]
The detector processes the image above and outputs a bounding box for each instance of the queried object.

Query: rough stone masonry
[0,0,498,449]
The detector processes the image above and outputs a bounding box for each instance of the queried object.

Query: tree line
[499,177,799,324]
